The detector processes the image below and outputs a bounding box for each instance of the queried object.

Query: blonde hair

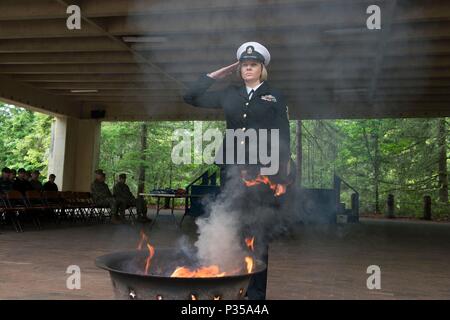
[237,62,268,81]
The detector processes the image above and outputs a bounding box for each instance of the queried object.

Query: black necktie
[248,89,254,100]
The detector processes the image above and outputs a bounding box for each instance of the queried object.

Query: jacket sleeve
[183,74,223,109]
[90,183,99,202]
[112,184,118,197]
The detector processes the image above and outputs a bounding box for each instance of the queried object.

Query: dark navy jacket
[183,74,291,179]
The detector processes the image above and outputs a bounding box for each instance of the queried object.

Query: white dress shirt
[246,82,264,99]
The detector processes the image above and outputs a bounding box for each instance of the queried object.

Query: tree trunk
[137,122,147,195]
[296,120,302,185]
[374,130,380,213]
[437,118,448,203]
[362,123,381,214]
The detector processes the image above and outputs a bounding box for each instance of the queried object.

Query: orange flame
[139,229,256,278]
[137,229,149,250]
[138,230,155,275]
[144,243,155,274]
[171,265,226,278]
[191,294,197,300]
[274,184,287,197]
[245,237,255,252]
[242,174,287,197]
[245,256,254,273]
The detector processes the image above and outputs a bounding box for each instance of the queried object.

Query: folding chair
[88,194,112,223]
[75,192,98,223]
[1,193,22,232]
[25,191,50,227]
[60,191,83,222]
[5,191,33,232]
[42,191,64,223]
[125,202,138,221]
[0,194,9,231]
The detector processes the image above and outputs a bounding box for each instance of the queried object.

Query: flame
[138,229,257,278]
[242,174,287,197]
[170,254,255,278]
[144,243,155,274]
[213,295,221,300]
[137,229,149,250]
[137,229,155,275]
[245,256,254,273]
[171,265,226,278]
[274,184,287,197]
[245,237,255,251]
[190,294,197,300]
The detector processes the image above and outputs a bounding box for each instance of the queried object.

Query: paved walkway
[0,211,449,299]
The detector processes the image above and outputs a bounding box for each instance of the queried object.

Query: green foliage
[294,118,449,217]
[99,120,225,196]
[1,101,447,217]
[0,103,53,177]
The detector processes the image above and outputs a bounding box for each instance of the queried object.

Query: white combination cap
[236,41,271,66]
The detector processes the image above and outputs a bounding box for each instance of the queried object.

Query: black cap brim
[239,52,265,64]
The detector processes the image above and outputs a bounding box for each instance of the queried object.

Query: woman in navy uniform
[184,42,292,300]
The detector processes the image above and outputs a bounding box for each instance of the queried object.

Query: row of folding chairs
[0,191,136,232]
[57,191,137,223]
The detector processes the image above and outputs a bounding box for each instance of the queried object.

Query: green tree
[0,103,53,176]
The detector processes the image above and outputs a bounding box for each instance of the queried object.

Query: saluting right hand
[207,61,240,80]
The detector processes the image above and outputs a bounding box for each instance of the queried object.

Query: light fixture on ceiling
[70,89,99,93]
[322,28,367,36]
[334,88,368,94]
[122,36,168,43]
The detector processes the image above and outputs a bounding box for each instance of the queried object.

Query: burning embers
[171,265,226,278]
[242,174,287,197]
[137,230,255,278]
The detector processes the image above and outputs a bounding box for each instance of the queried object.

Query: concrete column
[48,117,101,192]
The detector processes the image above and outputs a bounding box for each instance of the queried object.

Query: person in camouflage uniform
[9,169,17,183]
[91,169,126,224]
[0,167,12,194]
[29,170,43,191]
[113,173,150,222]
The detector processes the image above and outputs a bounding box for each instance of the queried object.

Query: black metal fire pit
[95,249,267,300]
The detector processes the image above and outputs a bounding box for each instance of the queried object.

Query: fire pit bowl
[95,249,267,300]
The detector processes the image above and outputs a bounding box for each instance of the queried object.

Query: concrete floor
[0,210,449,300]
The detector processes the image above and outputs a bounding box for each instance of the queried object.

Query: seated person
[43,174,59,192]
[13,168,32,195]
[0,167,12,194]
[9,169,17,182]
[29,170,43,191]
[113,173,150,222]
[91,169,126,224]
